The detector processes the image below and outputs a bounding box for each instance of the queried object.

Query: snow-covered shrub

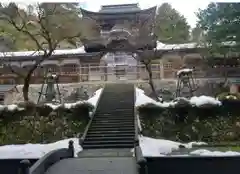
[0,88,102,145]
[217,92,240,101]
[140,109,240,142]
[217,92,240,115]
[0,113,87,145]
[0,101,95,123]
[136,87,240,142]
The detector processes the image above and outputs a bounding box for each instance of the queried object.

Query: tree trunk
[145,63,160,101]
[223,55,228,87]
[22,55,49,102]
[22,73,32,102]
[22,64,38,102]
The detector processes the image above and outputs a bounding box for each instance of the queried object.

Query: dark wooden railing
[145,156,240,174]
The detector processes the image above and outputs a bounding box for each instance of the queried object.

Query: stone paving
[78,148,134,158]
[45,157,137,174]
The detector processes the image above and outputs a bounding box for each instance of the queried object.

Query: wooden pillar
[78,59,81,82]
[137,62,140,79]
[160,59,164,79]
[88,63,91,81]
[104,62,107,81]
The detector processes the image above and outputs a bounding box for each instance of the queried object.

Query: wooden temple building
[0,3,239,86]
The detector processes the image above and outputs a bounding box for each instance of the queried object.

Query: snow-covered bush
[0,88,103,144]
[217,92,240,101]
[136,88,240,143]
[0,113,87,145]
[0,102,93,145]
[0,102,94,123]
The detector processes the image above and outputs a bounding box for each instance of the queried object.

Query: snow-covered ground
[0,138,81,159]
[139,136,206,157]
[0,135,239,159]
[190,149,240,156]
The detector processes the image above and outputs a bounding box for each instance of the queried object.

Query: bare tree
[0,3,82,101]
[133,50,171,102]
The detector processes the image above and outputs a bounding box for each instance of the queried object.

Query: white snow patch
[177,68,193,76]
[87,88,103,107]
[135,87,221,108]
[136,114,142,132]
[135,88,174,108]
[0,46,86,58]
[139,136,207,157]
[0,138,82,159]
[190,96,222,107]
[0,104,24,112]
[44,88,103,110]
[0,88,103,115]
[135,88,159,107]
[156,41,198,50]
[190,149,240,156]
[156,41,236,51]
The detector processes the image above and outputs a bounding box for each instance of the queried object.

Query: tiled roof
[99,3,140,13]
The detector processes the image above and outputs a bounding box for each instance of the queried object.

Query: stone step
[85,136,134,141]
[82,84,135,149]
[90,124,134,128]
[82,143,134,149]
[95,112,134,116]
[93,117,134,121]
[86,133,135,138]
[83,140,134,146]
[91,120,134,124]
[88,126,134,130]
[87,130,135,135]
[78,149,133,157]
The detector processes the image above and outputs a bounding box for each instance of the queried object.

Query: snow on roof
[135,87,221,109]
[0,46,86,58]
[156,41,198,50]
[156,40,238,51]
[177,68,193,76]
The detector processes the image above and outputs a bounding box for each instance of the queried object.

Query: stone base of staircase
[78,148,134,158]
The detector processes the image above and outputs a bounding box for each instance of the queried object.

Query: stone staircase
[82,83,135,149]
